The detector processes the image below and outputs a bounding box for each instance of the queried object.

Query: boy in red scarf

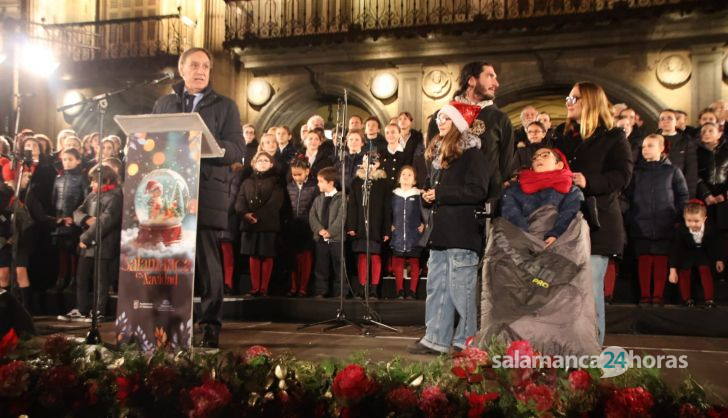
[501,147,583,248]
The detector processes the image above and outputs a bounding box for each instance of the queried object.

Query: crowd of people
[0,47,727,351]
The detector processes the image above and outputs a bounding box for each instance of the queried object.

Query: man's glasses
[565,96,581,105]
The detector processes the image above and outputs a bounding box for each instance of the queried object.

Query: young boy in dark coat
[58,165,122,322]
[346,153,392,299]
[309,167,345,298]
[236,151,285,297]
[669,200,723,308]
[625,134,689,305]
[284,157,318,296]
[51,148,90,292]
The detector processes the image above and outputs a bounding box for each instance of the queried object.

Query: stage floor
[34,318,728,404]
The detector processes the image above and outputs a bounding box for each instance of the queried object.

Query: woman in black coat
[409,102,489,355]
[554,82,633,346]
[658,109,698,197]
[695,123,728,231]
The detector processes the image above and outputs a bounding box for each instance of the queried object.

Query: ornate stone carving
[656,54,692,87]
[422,68,451,99]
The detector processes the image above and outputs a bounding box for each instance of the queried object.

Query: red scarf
[92,184,117,193]
[519,168,574,194]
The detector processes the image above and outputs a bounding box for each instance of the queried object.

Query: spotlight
[61,90,85,117]
[21,43,59,77]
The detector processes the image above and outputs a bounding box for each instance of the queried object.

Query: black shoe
[652,298,664,307]
[200,326,219,349]
[314,294,326,299]
[223,285,233,295]
[685,299,695,308]
[638,297,651,306]
[286,290,296,297]
[396,290,405,300]
[407,341,441,355]
[705,300,716,309]
[604,295,613,305]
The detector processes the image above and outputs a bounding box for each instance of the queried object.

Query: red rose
[568,370,591,392]
[386,386,418,412]
[186,380,232,418]
[465,391,499,418]
[244,345,272,362]
[605,387,654,418]
[115,374,141,404]
[517,383,555,412]
[39,365,79,408]
[0,360,30,397]
[419,386,450,418]
[332,364,375,403]
[679,403,704,418]
[706,405,728,418]
[42,334,74,360]
[506,340,536,367]
[0,328,18,358]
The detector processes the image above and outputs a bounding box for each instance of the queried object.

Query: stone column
[397,64,424,130]
[690,44,723,119]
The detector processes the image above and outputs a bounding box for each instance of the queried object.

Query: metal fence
[224,0,700,46]
[29,14,192,61]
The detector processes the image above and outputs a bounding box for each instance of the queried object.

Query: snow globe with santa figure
[134,168,190,246]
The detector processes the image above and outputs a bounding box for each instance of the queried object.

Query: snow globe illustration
[134,168,190,246]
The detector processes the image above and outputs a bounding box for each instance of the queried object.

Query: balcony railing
[29,14,192,61]
[224,0,705,48]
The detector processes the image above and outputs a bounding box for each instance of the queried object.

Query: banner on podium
[113,121,203,351]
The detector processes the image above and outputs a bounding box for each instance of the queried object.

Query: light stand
[359,144,400,335]
[298,90,362,332]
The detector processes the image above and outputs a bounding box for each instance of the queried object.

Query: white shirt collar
[324,189,338,197]
[689,223,705,244]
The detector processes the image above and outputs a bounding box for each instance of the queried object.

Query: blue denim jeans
[590,255,608,346]
[421,249,480,353]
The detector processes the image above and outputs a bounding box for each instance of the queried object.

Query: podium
[112,113,223,351]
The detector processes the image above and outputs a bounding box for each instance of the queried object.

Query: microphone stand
[58,81,149,344]
[299,90,362,332]
[359,142,400,335]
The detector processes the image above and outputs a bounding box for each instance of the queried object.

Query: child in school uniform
[380,123,405,190]
[389,165,424,299]
[284,156,318,296]
[236,151,285,296]
[309,167,345,298]
[58,165,122,322]
[347,153,392,299]
[669,200,723,308]
[340,129,365,191]
[51,148,90,292]
[625,134,689,305]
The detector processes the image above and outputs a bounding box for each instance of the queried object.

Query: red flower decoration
[505,340,536,367]
[706,405,728,418]
[115,374,141,404]
[568,369,591,392]
[332,364,375,403]
[42,334,74,360]
[605,387,654,418]
[0,360,30,397]
[0,328,18,358]
[85,379,100,406]
[244,345,272,362]
[419,386,450,418]
[186,380,232,418]
[465,391,499,418]
[385,386,418,412]
[517,383,555,413]
[38,365,80,408]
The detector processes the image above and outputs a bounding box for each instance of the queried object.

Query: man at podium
[152,47,244,348]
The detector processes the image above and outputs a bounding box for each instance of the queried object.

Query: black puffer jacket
[554,124,633,256]
[696,140,728,229]
[662,131,698,197]
[625,158,688,244]
[235,170,285,232]
[52,167,89,236]
[73,186,123,259]
[152,82,245,230]
[426,141,490,254]
[284,177,318,249]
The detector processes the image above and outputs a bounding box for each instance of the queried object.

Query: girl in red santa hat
[145,180,164,221]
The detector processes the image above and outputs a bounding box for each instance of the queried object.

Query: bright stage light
[371,73,398,100]
[21,43,60,77]
[247,78,272,106]
[62,90,85,117]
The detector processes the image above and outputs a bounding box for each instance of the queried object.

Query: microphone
[148,71,175,85]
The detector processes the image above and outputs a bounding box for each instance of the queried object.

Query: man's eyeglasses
[565,96,581,105]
